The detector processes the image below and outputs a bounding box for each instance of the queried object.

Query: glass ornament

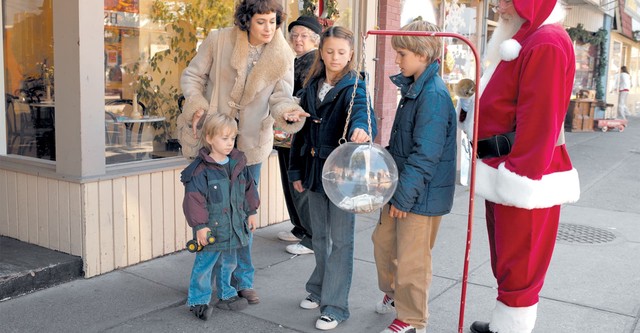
[322,142,398,213]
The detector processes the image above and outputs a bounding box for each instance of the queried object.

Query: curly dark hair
[234,0,285,31]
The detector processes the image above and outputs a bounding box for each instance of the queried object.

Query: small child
[372,21,457,333]
[181,113,260,320]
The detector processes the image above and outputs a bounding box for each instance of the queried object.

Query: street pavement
[1,117,639,333]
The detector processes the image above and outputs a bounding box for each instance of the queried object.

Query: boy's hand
[247,215,257,232]
[196,227,211,246]
[389,205,407,219]
[350,128,371,143]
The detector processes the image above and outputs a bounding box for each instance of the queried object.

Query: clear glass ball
[322,142,398,213]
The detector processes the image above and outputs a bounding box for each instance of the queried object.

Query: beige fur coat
[181,26,305,165]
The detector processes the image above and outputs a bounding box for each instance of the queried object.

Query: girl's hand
[389,205,407,219]
[196,227,211,246]
[293,180,305,193]
[350,128,371,143]
[247,215,257,232]
[191,109,205,137]
[284,110,310,122]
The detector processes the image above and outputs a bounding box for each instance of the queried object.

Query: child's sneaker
[380,319,423,333]
[315,314,339,330]
[215,296,248,311]
[189,304,213,320]
[376,294,396,314]
[300,295,320,309]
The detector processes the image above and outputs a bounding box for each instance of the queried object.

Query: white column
[53,0,106,177]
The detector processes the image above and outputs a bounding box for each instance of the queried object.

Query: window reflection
[103,0,234,164]
[3,0,56,160]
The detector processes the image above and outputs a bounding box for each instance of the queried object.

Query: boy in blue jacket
[372,21,457,333]
[181,113,260,320]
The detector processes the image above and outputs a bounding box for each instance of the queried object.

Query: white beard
[479,15,526,97]
[483,16,526,70]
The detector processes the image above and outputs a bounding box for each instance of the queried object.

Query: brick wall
[374,0,402,146]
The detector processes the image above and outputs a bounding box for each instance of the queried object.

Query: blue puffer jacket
[387,62,457,216]
[181,148,260,252]
[289,70,377,194]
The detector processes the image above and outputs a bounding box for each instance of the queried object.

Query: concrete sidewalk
[1,118,639,332]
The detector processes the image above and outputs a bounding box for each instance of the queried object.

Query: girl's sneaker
[315,314,339,330]
[376,294,396,314]
[380,319,424,333]
[300,295,320,309]
[189,304,213,320]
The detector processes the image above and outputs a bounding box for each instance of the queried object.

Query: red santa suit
[474,1,580,332]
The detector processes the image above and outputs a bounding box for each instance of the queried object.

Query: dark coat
[293,50,317,95]
[289,70,377,194]
[387,62,457,216]
[181,148,260,251]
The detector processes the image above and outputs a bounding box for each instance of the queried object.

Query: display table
[565,99,596,132]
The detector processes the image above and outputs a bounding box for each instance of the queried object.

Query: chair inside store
[105,98,148,146]
[5,93,50,156]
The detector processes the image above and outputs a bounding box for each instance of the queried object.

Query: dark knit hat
[288,15,322,34]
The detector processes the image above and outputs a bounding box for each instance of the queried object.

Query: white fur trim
[542,2,566,26]
[490,301,537,333]
[500,39,521,61]
[475,161,580,209]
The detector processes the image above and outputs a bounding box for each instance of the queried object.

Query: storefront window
[3,0,56,160]
[573,40,598,95]
[103,0,234,164]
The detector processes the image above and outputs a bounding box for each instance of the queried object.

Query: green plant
[567,24,608,100]
[131,0,235,142]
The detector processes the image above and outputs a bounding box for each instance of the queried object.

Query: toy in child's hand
[186,231,216,253]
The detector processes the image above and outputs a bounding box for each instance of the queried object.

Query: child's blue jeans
[187,250,237,306]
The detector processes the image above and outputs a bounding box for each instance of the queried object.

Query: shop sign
[104,10,140,28]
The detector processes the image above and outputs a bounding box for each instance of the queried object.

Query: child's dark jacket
[181,148,260,251]
[387,62,456,216]
[288,70,377,194]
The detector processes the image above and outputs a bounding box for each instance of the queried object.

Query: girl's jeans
[306,190,355,322]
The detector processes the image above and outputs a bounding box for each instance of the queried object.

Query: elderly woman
[276,15,322,256]
[181,0,308,310]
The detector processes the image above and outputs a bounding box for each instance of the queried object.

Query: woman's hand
[388,204,407,219]
[196,227,212,247]
[283,110,310,122]
[350,128,371,143]
[191,109,205,137]
[293,180,305,193]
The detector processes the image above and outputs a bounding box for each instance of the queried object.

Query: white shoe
[376,294,396,314]
[277,231,300,242]
[300,296,320,309]
[286,243,314,255]
[315,315,339,330]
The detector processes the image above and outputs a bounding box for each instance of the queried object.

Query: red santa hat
[500,0,559,61]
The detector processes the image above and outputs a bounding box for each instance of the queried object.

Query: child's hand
[293,180,305,193]
[247,215,257,232]
[196,227,211,246]
[350,128,371,143]
[389,205,407,219]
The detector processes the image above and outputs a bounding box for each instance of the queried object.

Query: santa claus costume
[468,1,581,332]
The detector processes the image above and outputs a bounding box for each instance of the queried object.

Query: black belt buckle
[476,132,515,159]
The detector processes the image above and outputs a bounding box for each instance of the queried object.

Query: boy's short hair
[201,113,238,151]
[391,21,442,65]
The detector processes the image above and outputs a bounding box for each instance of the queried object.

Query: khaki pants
[372,204,441,329]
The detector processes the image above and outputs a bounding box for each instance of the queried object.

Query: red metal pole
[367,30,481,333]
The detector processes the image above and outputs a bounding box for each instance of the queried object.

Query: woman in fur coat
[180,0,309,307]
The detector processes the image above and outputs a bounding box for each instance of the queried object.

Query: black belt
[475,132,515,159]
